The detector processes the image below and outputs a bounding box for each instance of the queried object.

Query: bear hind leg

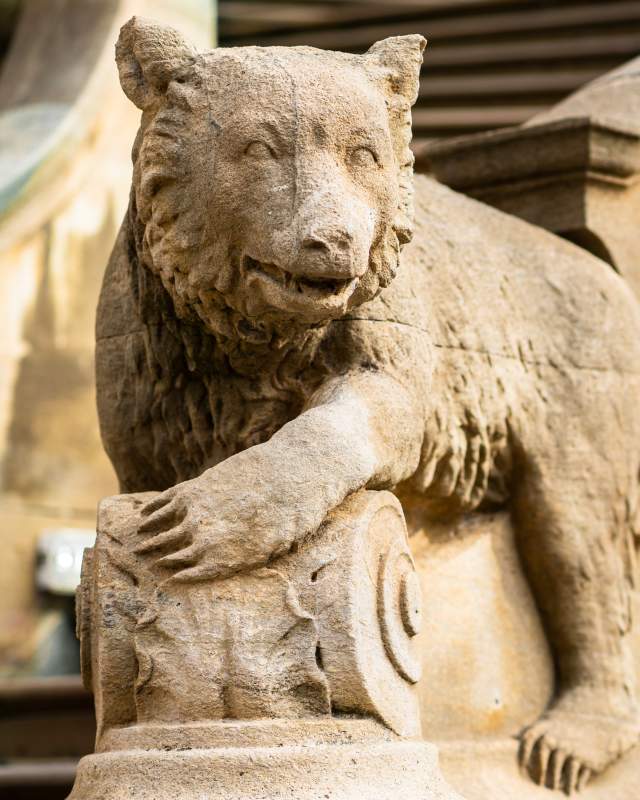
[512,469,639,793]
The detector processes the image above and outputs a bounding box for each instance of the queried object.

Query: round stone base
[68,737,462,800]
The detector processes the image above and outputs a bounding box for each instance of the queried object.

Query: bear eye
[350,146,378,167]
[245,140,276,159]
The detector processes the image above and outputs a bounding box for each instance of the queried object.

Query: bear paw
[518,702,639,794]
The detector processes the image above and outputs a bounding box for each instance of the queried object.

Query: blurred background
[1,0,640,797]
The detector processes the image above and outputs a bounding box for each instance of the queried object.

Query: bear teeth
[245,256,348,296]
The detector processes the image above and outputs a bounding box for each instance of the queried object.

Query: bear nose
[302,227,352,254]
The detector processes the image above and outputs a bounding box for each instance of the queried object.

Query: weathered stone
[412,514,640,798]
[71,489,458,799]
[413,512,554,741]
[72,16,640,799]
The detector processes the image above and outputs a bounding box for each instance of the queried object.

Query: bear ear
[116,16,197,110]
[365,35,426,105]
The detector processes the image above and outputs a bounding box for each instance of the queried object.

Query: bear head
[116,17,425,346]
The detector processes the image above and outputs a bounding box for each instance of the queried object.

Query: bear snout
[294,224,362,281]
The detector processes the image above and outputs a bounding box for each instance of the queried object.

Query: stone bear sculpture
[97,17,640,794]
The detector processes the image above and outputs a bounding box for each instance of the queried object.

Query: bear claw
[518,705,639,794]
[519,729,591,794]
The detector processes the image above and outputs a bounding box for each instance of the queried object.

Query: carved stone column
[69,490,462,799]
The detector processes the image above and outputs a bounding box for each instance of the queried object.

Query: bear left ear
[116,16,197,110]
[365,35,426,105]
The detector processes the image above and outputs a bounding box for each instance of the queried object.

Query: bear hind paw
[518,709,640,794]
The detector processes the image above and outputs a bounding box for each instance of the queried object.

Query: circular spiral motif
[377,538,423,684]
[400,569,423,638]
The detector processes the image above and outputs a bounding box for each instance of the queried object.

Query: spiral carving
[313,490,424,737]
[378,539,422,684]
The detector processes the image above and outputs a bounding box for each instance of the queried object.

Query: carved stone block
[70,490,461,799]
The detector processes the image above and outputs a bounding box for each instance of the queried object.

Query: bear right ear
[116,16,197,110]
[365,35,426,106]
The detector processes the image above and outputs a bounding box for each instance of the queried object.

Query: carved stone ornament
[70,15,640,800]
[70,490,460,799]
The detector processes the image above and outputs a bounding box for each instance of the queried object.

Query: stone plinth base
[68,719,462,800]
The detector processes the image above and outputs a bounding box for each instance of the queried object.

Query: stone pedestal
[70,721,451,800]
[69,489,462,799]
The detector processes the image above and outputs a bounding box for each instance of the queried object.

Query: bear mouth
[244,256,355,298]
